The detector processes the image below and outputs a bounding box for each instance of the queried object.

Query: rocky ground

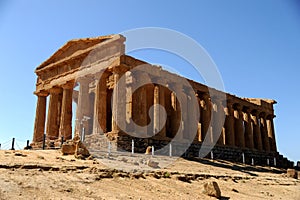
[0,150,299,200]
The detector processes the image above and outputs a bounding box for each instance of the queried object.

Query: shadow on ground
[185,157,284,177]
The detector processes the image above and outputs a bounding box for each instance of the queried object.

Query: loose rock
[203,181,221,198]
[147,159,159,168]
[61,143,76,155]
[287,169,298,179]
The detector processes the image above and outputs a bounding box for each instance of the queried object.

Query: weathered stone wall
[115,135,293,169]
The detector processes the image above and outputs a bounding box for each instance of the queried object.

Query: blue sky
[0,0,299,162]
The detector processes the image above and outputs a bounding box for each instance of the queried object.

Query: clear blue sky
[0,0,299,162]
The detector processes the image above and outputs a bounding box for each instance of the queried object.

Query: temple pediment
[36,35,117,71]
[34,35,126,91]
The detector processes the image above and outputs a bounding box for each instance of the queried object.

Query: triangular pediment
[36,35,116,71]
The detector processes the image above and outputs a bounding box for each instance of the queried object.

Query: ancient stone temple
[31,34,292,168]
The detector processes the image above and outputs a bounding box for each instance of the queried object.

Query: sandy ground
[0,150,299,200]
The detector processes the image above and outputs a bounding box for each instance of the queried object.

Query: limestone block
[74,141,90,159]
[61,143,76,155]
[203,181,221,198]
[147,159,159,168]
[287,169,297,179]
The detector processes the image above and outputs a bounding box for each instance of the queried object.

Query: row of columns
[197,95,277,152]
[33,68,277,153]
[33,81,74,143]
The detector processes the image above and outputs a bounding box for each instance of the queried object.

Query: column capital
[251,109,260,116]
[202,92,210,100]
[49,87,62,94]
[243,106,251,113]
[266,114,276,119]
[34,90,49,97]
[225,100,234,111]
[259,111,266,118]
[61,81,75,89]
[77,76,93,84]
[170,82,183,93]
[211,96,223,105]
[233,103,242,111]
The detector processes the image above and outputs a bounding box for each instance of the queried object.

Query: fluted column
[146,83,154,136]
[46,87,62,140]
[132,71,149,136]
[224,101,235,146]
[186,89,197,140]
[196,96,202,142]
[111,69,127,133]
[251,110,263,151]
[171,83,186,139]
[244,107,254,149]
[181,90,188,140]
[260,113,270,152]
[153,85,160,134]
[234,104,245,148]
[75,77,92,137]
[93,73,108,134]
[59,81,74,140]
[33,91,48,142]
[213,100,225,145]
[266,115,277,152]
[200,93,212,142]
[159,84,166,137]
[170,91,180,137]
[125,72,133,132]
[153,82,166,137]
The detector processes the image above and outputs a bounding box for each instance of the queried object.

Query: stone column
[59,82,74,140]
[93,73,108,134]
[112,71,120,132]
[196,96,202,142]
[186,88,198,141]
[132,71,148,136]
[267,115,277,152]
[159,84,166,137]
[111,68,127,133]
[153,85,160,134]
[244,107,254,149]
[224,101,235,146]
[213,100,225,145]
[33,91,48,142]
[146,83,154,136]
[75,77,92,136]
[172,83,187,139]
[46,87,62,140]
[200,93,212,143]
[181,90,188,140]
[260,113,270,152]
[125,72,133,132]
[251,111,263,151]
[234,104,245,148]
[153,83,167,137]
[170,91,180,137]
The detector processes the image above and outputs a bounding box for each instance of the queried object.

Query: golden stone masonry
[31,35,292,168]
